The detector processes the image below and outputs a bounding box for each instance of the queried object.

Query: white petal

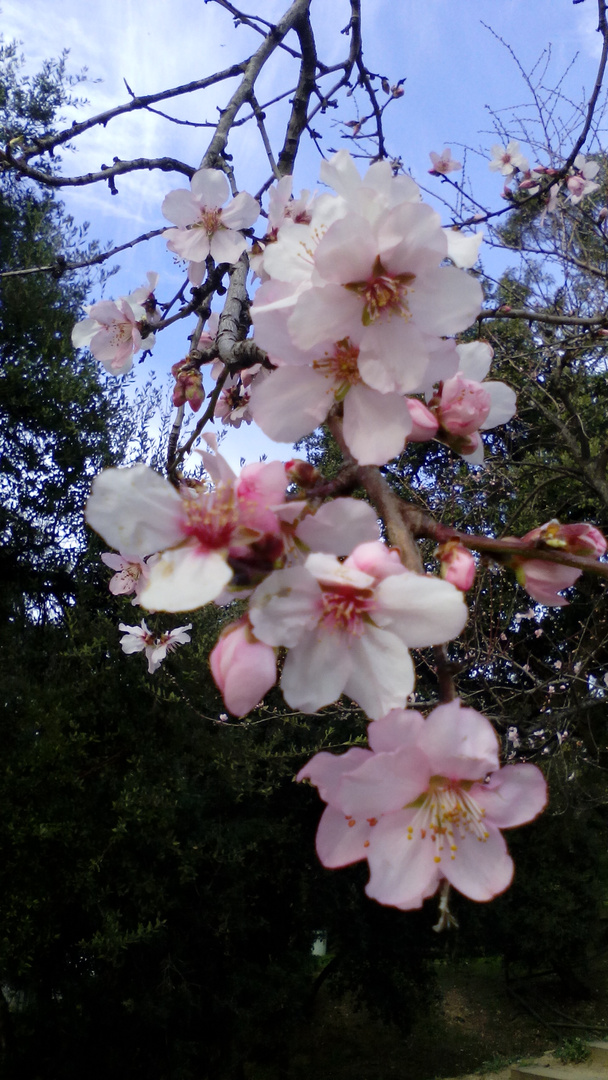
[190,168,229,208]
[86,466,185,555]
[249,567,322,647]
[480,381,517,429]
[139,544,232,611]
[250,366,333,442]
[375,573,468,648]
[444,229,483,268]
[343,627,414,720]
[455,341,493,381]
[408,267,483,335]
[281,630,353,711]
[209,229,248,265]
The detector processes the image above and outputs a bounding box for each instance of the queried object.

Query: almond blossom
[429,148,461,175]
[101,552,157,603]
[162,168,259,284]
[298,701,547,909]
[511,519,606,606]
[86,438,289,611]
[566,154,600,204]
[489,141,529,176]
[248,541,467,719]
[119,619,192,673]
[429,341,517,464]
[72,296,154,375]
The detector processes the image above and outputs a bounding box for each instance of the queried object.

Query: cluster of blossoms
[248,150,496,466]
[72,272,160,374]
[489,141,601,219]
[83,152,606,917]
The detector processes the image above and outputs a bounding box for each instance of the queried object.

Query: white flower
[119,619,192,673]
[162,168,259,284]
[248,542,467,719]
[489,141,529,176]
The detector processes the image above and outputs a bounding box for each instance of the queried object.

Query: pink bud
[210,618,277,717]
[435,374,492,436]
[404,397,439,441]
[437,542,476,591]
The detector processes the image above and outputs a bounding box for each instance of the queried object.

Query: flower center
[320,585,375,634]
[197,207,224,236]
[345,256,416,326]
[312,337,361,399]
[181,484,238,551]
[406,777,489,864]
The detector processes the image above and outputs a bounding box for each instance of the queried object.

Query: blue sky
[1,0,603,467]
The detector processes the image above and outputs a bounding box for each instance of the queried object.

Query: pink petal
[367,709,425,752]
[343,384,411,464]
[336,746,430,817]
[316,805,372,867]
[297,747,373,798]
[416,701,500,779]
[365,809,441,907]
[474,764,547,827]
[250,366,333,442]
[161,188,200,227]
[295,498,380,555]
[288,285,363,349]
[442,824,513,901]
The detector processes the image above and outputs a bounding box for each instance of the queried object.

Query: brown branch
[1,152,194,189]
[199,0,313,170]
[479,306,608,328]
[9,65,246,165]
[277,7,318,176]
[0,226,167,279]
[563,0,608,169]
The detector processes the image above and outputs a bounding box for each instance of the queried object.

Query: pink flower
[298,700,547,909]
[101,552,156,603]
[248,542,467,719]
[86,438,288,612]
[429,341,517,464]
[210,617,277,716]
[72,297,153,375]
[566,155,600,204]
[119,619,192,673]
[429,148,461,175]
[437,542,476,591]
[511,519,606,606]
[162,168,259,283]
[489,141,529,176]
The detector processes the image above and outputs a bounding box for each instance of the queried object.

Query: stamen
[345,256,416,326]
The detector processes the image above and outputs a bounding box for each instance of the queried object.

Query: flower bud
[210,618,277,717]
[437,542,476,591]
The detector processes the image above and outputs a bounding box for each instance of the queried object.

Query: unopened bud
[285,459,321,488]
